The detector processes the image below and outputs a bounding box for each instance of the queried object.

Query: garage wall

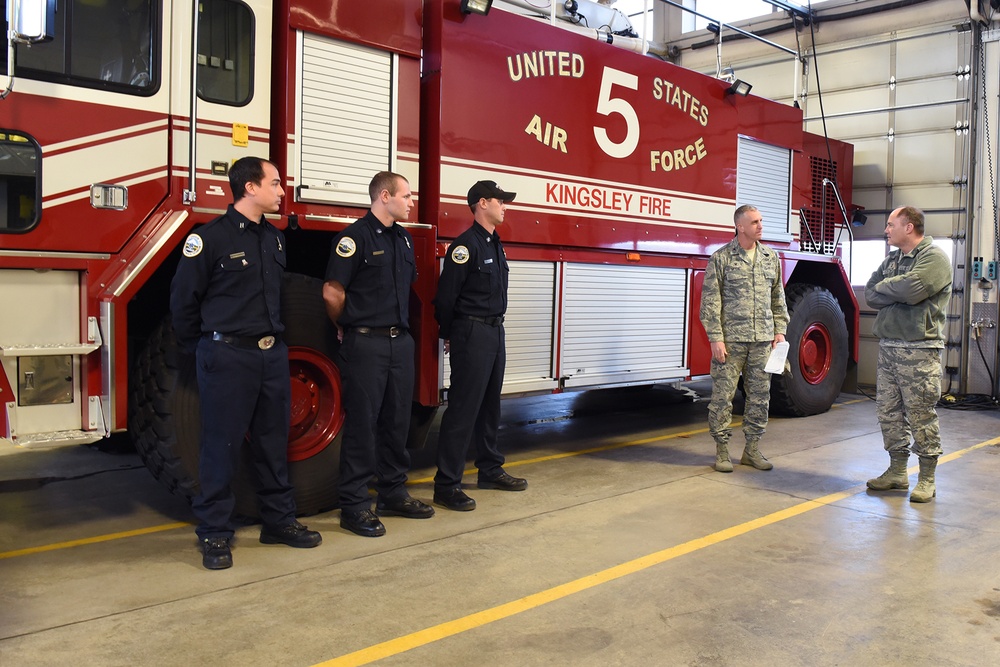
[799,23,972,389]
[663,0,995,393]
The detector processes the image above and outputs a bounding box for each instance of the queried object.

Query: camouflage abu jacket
[699,237,789,344]
[864,235,951,346]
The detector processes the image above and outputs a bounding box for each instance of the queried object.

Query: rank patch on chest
[336,237,357,258]
[451,244,470,264]
[182,234,204,258]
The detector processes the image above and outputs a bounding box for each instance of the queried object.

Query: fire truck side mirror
[7,0,57,44]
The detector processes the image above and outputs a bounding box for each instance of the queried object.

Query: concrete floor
[2,384,1000,666]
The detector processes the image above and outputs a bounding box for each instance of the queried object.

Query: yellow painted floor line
[0,394,931,561]
[407,424,715,486]
[0,521,191,560]
[408,395,868,486]
[2,422,721,560]
[316,435,1000,667]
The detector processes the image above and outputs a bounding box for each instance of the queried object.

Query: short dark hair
[229,157,273,201]
[369,171,407,203]
[734,204,759,225]
[896,206,925,235]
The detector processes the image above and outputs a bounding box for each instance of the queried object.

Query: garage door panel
[893,106,963,134]
[893,134,957,182]
[739,60,798,101]
[852,188,888,212]
[891,184,958,212]
[850,138,890,182]
[921,213,958,239]
[895,31,963,78]
[895,81,965,133]
[807,87,889,117]
[807,44,891,90]
[806,113,888,139]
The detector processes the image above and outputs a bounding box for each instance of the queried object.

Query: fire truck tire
[770,283,849,417]
[129,273,344,518]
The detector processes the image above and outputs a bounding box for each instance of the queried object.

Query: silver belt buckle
[389,327,401,338]
[258,335,275,350]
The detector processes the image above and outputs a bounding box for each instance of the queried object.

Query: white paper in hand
[764,341,790,374]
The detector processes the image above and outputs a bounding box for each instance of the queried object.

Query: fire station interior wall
[791,22,972,389]
[670,2,976,390]
[296,33,394,207]
[0,270,83,435]
[442,260,688,396]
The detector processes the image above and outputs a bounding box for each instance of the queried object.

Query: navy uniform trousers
[435,318,506,491]
[192,337,295,540]
[337,329,415,512]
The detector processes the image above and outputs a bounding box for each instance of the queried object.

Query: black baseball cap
[467,180,516,206]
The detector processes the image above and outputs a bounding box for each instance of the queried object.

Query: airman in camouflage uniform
[864,206,952,503]
[700,205,789,472]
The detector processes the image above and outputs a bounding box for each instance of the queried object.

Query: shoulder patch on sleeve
[450,244,470,264]
[336,237,357,258]
[182,234,203,258]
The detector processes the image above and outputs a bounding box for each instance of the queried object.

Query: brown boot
[909,456,937,503]
[714,442,733,473]
[866,451,910,490]
[740,440,773,470]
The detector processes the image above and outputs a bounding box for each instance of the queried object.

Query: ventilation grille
[800,155,841,255]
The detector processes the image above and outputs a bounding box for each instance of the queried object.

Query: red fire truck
[0,0,858,514]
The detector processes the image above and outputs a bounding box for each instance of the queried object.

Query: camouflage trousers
[876,344,943,457]
[708,341,772,446]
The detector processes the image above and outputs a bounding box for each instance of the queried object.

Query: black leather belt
[351,326,406,338]
[458,315,504,326]
[208,332,278,350]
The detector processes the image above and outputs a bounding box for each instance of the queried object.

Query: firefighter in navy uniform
[323,171,435,538]
[170,157,321,571]
[432,181,528,512]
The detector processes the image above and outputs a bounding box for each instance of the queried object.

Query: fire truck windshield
[1,0,156,95]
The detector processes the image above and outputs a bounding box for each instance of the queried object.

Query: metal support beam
[762,0,813,21]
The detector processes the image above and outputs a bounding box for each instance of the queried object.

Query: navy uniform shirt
[170,204,286,352]
[324,211,417,328]
[434,221,509,339]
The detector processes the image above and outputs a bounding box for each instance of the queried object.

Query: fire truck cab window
[197,0,254,106]
[0,132,40,233]
[1,0,157,94]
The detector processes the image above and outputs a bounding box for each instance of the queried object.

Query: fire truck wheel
[239,272,344,516]
[129,273,344,518]
[770,283,849,417]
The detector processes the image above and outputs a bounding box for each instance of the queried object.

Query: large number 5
[593,66,639,159]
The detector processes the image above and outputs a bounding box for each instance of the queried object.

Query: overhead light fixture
[851,209,868,227]
[726,79,752,97]
[460,0,493,15]
[763,0,813,21]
